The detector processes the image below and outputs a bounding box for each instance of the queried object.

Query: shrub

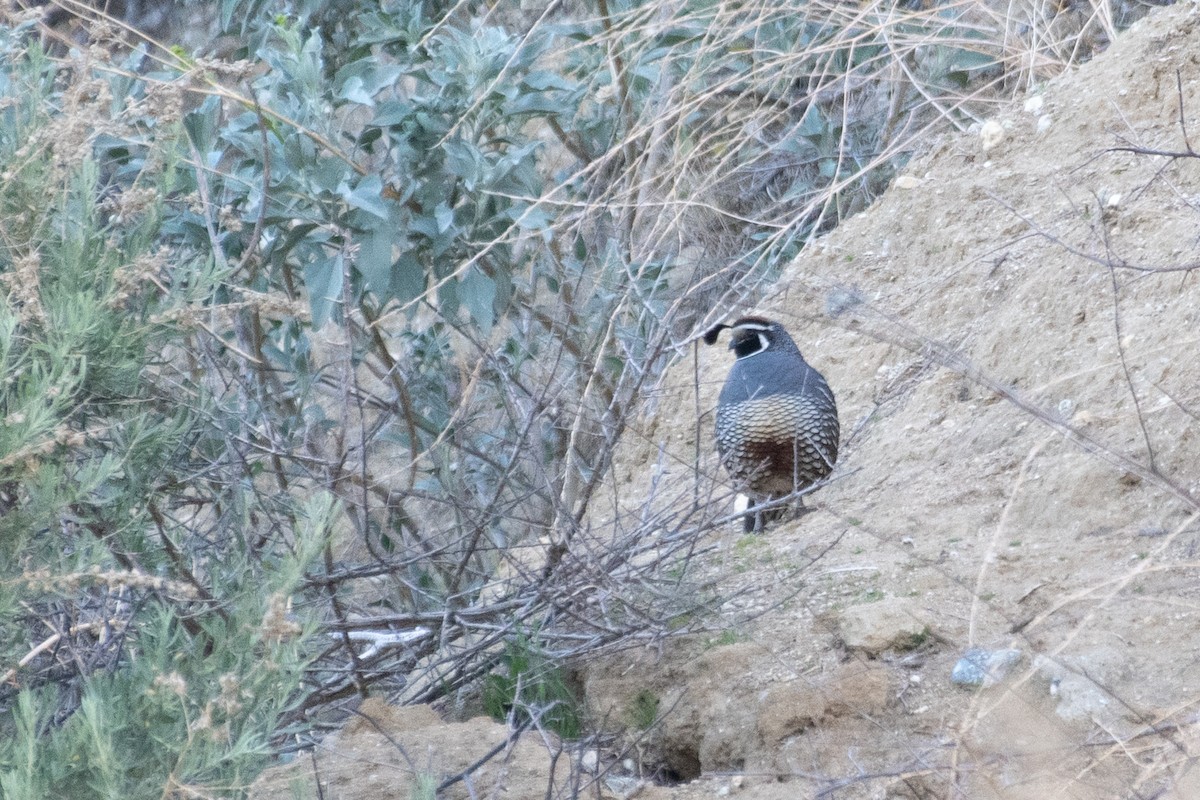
[0,27,328,798]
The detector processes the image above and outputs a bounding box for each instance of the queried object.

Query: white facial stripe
[735,322,771,332]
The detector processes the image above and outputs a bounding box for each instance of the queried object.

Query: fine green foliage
[483,633,582,739]
[627,688,661,732]
[0,28,330,800]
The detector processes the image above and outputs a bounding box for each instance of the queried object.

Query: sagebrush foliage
[0,24,328,800]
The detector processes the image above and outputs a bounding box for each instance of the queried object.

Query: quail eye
[731,332,766,358]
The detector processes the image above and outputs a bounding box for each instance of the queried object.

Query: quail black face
[705,317,791,356]
[705,316,839,532]
[726,318,773,358]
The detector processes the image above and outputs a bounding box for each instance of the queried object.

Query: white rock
[981,119,1006,152]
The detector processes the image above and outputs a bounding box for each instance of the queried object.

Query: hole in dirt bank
[654,745,702,784]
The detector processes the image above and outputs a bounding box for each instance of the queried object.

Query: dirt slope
[254,4,1200,798]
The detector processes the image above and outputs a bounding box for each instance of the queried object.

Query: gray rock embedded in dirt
[951,647,1023,688]
[1034,654,1137,738]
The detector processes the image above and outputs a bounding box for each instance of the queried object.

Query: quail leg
[743,496,787,533]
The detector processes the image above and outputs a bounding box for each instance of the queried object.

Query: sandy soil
[253,4,1200,798]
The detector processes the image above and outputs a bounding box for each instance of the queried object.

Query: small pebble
[603,775,643,798]
[981,119,1005,152]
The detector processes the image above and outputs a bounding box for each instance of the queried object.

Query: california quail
[704,316,839,532]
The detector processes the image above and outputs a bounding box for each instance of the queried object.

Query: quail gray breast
[704,316,839,532]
